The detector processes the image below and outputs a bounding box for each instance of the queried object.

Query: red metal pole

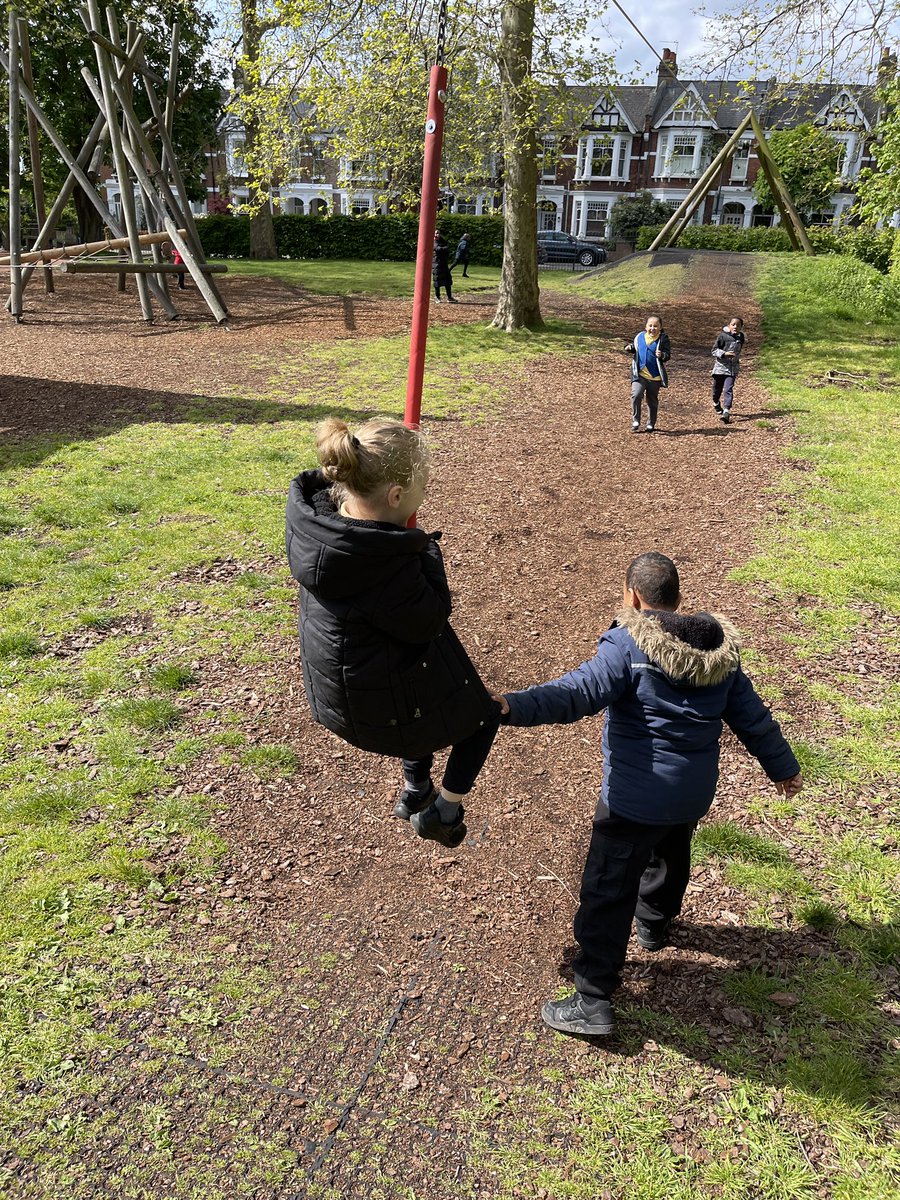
[405,63,448,433]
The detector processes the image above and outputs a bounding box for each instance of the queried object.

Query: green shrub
[891,229,900,281]
[635,222,895,272]
[197,212,505,266]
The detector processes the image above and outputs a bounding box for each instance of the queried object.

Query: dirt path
[4,254,840,1196]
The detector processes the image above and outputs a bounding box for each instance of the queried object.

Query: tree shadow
[555,919,898,1114]
[0,373,453,472]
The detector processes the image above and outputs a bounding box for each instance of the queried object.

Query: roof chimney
[658,48,678,84]
[877,46,897,89]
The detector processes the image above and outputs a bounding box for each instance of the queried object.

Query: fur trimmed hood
[616,608,741,687]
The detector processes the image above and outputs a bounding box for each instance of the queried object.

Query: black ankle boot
[394,782,436,821]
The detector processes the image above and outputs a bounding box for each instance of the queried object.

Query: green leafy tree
[854,77,900,226]
[753,124,841,217]
[610,192,672,243]
[233,0,618,327]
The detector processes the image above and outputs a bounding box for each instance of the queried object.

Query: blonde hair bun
[314,417,429,503]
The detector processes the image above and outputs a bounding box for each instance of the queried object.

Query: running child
[711,316,745,423]
[285,418,500,848]
[498,552,802,1037]
[625,315,671,432]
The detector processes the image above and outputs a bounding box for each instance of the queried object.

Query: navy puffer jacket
[504,607,798,825]
[286,470,497,760]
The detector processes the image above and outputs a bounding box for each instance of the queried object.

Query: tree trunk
[491,0,542,332]
[74,182,104,244]
[240,0,277,259]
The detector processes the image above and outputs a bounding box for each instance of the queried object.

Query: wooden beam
[0,228,185,265]
[749,112,814,255]
[57,261,227,274]
[17,19,53,294]
[8,11,23,321]
[648,113,753,252]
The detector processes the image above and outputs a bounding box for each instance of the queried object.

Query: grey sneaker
[631,420,640,432]
[394,782,436,821]
[410,801,466,848]
[634,918,671,952]
[645,423,655,433]
[541,992,616,1036]
[721,411,731,424]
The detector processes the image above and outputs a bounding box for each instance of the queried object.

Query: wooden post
[137,53,229,316]
[85,0,153,322]
[0,48,125,239]
[648,113,753,252]
[17,19,53,294]
[749,112,814,255]
[7,12,23,321]
[103,70,228,322]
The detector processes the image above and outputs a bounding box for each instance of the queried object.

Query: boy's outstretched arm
[500,635,630,727]
[722,666,802,787]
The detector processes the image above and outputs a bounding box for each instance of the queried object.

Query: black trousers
[402,709,501,796]
[573,809,695,999]
[433,270,453,300]
[711,373,735,410]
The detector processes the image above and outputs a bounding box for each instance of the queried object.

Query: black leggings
[402,708,501,795]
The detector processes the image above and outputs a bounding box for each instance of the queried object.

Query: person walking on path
[626,315,670,432]
[286,418,500,849]
[711,316,745,423]
[453,232,472,277]
[432,232,457,303]
[497,551,802,1038]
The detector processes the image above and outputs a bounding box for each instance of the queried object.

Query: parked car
[537,230,607,267]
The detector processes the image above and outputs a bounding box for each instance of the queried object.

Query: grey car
[537,230,607,267]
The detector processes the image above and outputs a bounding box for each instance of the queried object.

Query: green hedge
[196,212,506,266]
[635,222,896,272]
[890,230,900,282]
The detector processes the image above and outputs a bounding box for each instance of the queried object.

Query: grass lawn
[217,253,663,304]
[1,254,897,1198]
[218,256,500,296]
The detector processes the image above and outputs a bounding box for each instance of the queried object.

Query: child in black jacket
[286,418,499,848]
[711,316,745,423]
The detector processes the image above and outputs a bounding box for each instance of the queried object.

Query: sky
[594,0,725,84]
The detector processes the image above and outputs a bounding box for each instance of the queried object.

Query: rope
[434,0,448,66]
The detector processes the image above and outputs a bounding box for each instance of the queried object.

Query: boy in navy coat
[498,552,802,1037]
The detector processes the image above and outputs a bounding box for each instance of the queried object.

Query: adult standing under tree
[432,231,456,302]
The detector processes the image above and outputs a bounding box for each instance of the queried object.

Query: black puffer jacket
[285,470,497,760]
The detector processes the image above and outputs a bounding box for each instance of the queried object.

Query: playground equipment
[648,111,815,255]
[404,0,449,440]
[0,5,228,324]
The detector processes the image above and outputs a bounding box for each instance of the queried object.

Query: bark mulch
[3,254,893,1197]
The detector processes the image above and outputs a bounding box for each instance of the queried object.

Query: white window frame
[576,134,631,181]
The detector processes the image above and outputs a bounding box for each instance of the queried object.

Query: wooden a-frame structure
[648,111,815,255]
[1,5,229,325]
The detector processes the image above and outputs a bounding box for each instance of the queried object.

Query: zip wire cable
[608,0,663,67]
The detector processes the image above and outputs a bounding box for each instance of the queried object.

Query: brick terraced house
[200,47,895,243]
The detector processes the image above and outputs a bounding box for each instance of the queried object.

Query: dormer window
[820,94,861,129]
[669,98,701,123]
[592,104,622,130]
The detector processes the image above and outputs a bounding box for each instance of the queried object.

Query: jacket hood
[286,469,431,601]
[617,607,741,686]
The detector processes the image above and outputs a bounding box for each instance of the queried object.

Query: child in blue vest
[625,315,671,432]
[498,552,802,1038]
